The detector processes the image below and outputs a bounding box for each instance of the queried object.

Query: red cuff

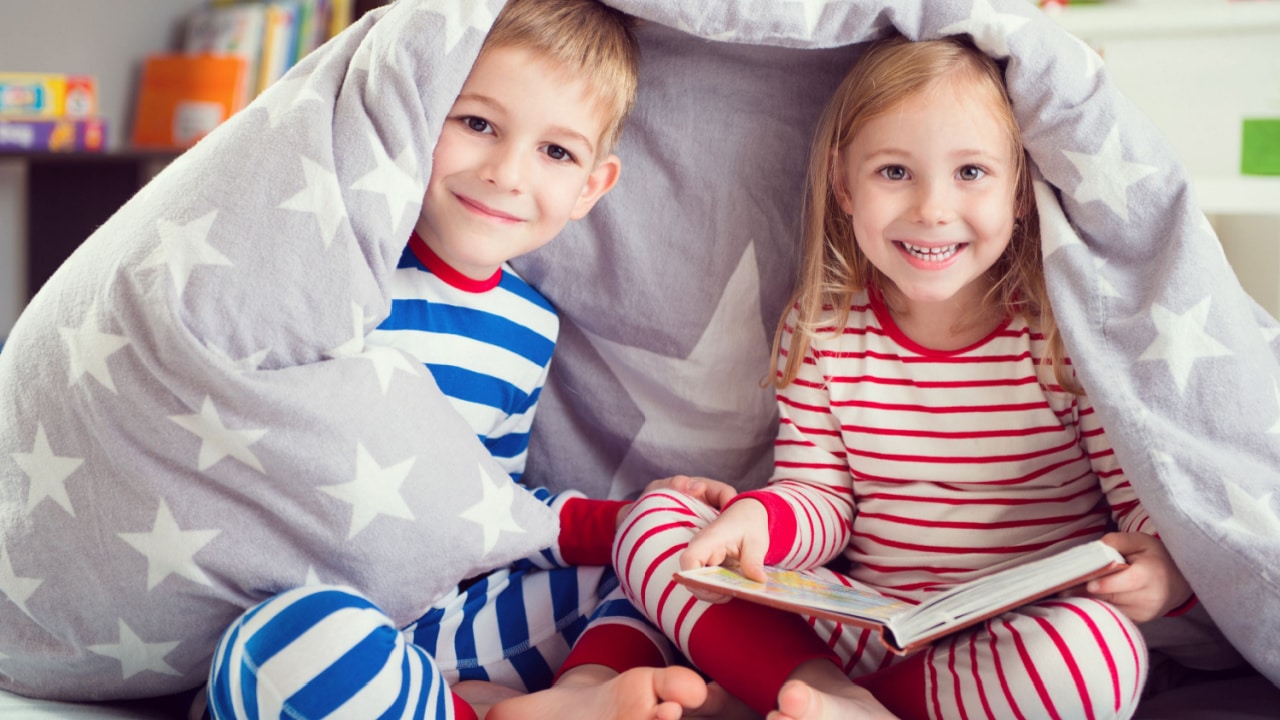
[725,490,796,566]
[556,624,668,679]
[1165,594,1198,617]
[558,498,631,566]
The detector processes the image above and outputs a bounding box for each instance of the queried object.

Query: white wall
[0,0,205,339]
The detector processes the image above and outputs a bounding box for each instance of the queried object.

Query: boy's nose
[480,145,525,191]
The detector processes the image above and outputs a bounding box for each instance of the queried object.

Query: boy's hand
[679,498,771,602]
[615,475,737,530]
[1077,532,1193,623]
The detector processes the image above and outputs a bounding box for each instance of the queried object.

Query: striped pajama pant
[207,563,663,719]
[615,490,1149,720]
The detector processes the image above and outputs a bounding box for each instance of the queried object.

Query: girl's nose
[913,180,955,225]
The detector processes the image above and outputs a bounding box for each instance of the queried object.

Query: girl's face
[834,78,1019,320]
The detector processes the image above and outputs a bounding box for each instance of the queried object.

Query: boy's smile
[415,46,621,281]
[835,77,1018,328]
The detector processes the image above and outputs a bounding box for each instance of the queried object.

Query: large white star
[1137,297,1233,393]
[350,136,423,233]
[118,499,220,591]
[87,619,181,681]
[358,345,422,395]
[1221,479,1280,539]
[170,396,267,473]
[138,211,233,296]
[424,0,496,54]
[1034,176,1082,261]
[1268,380,1280,435]
[58,301,130,393]
[278,156,349,249]
[789,0,834,36]
[938,0,1031,58]
[1062,126,1159,222]
[320,443,416,539]
[582,243,778,499]
[0,547,43,619]
[459,463,526,556]
[1092,256,1121,299]
[11,422,82,515]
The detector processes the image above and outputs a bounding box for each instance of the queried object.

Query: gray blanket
[0,0,1276,702]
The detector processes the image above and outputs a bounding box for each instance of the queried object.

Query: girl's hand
[679,498,771,602]
[1081,532,1193,623]
[616,475,738,530]
[642,474,738,510]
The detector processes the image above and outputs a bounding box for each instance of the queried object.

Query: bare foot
[685,681,760,719]
[486,665,710,720]
[767,679,900,720]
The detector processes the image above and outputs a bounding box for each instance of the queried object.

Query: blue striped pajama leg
[207,584,462,720]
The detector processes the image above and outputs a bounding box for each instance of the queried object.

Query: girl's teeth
[902,243,958,261]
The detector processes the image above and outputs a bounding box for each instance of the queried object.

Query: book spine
[0,118,107,153]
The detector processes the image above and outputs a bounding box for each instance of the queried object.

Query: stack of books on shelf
[0,73,106,153]
[132,0,365,149]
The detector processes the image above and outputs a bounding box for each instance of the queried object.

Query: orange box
[130,54,248,149]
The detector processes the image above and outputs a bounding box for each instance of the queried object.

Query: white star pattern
[1034,176,1081,261]
[1269,380,1280,435]
[1263,325,1280,346]
[673,18,737,42]
[1069,34,1104,79]
[790,0,834,36]
[1063,126,1159,222]
[1137,297,1233,393]
[320,443,416,539]
[261,75,325,128]
[170,396,268,473]
[205,342,270,372]
[278,157,349,249]
[1221,480,1280,539]
[426,0,496,54]
[87,619,181,681]
[118,500,220,591]
[358,345,422,395]
[583,244,777,499]
[459,463,525,556]
[326,302,374,360]
[1093,257,1121,299]
[938,0,1030,58]
[138,211,233,296]
[350,137,423,232]
[0,547,43,619]
[58,301,130,393]
[11,422,82,515]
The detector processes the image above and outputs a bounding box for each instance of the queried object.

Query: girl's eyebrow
[454,93,595,155]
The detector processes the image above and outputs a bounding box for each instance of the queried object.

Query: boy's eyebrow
[455,92,597,155]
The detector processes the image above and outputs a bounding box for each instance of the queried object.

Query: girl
[613,34,1195,720]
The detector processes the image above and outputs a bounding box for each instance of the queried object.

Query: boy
[205,2,726,718]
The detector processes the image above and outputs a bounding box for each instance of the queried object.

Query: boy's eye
[958,165,986,181]
[461,116,492,134]
[879,165,908,181]
[545,144,575,163]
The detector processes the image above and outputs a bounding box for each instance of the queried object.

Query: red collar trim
[868,284,1012,357]
[409,233,502,293]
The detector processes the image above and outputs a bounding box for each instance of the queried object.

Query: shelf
[1050,1,1280,40]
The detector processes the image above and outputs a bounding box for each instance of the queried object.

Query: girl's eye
[545,145,575,163]
[958,165,986,181]
[462,116,492,134]
[879,165,908,181]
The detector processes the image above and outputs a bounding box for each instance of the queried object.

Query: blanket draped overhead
[0,0,1276,701]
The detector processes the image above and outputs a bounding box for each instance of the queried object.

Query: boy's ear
[570,154,622,220]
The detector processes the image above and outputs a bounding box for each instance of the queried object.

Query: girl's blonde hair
[772,34,1079,394]
[480,0,640,158]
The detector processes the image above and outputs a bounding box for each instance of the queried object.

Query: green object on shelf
[1241,118,1280,176]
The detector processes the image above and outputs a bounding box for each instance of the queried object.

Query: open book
[675,539,1126,655]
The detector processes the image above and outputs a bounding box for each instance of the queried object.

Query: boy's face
[416,46,621,281]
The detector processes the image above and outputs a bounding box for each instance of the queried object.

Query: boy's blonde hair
[774,34,1078,394]
[480,0,640,158]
